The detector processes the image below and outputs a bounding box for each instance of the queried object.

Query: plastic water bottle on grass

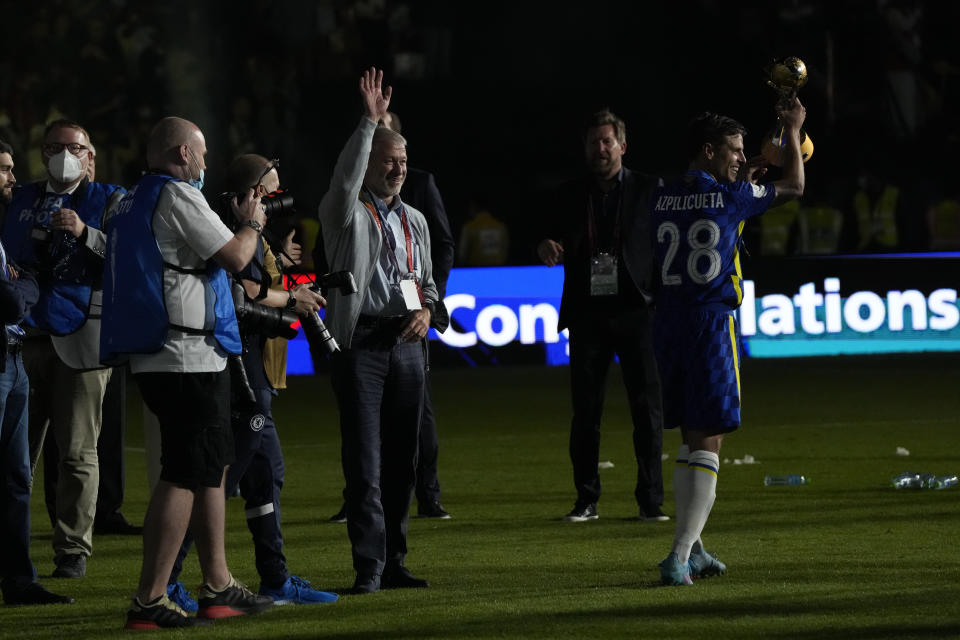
[763,475,809,486]
[891,472,954,489]
[891,472,921,489]
[934,475,958,490]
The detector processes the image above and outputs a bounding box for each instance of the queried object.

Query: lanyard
[585,186,622,256]
[362,200,415,275]
[362,198,424,303]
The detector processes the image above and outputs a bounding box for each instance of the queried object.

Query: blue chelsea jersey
[651,170,776,310]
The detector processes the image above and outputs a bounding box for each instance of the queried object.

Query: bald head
[147,116,206,181]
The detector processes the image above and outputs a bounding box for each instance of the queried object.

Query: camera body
[213,189,296,231]
[230,270,358,356]
[298,271,359,356]
[29,224,80,284]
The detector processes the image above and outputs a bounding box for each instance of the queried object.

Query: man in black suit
[537,109,666,523]
[383,111,454,519]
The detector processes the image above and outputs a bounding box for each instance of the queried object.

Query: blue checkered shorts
[653,308,741,433]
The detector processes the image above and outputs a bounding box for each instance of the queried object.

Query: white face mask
[47,149,85,183]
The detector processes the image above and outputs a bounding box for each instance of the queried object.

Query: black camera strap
[161,261,214,336]
[163,261,205,275]
[168,323,212,337]
[250,254,271,301]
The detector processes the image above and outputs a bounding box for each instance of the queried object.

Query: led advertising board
[285,255,960,373]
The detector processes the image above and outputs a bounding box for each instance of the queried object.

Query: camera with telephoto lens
[298,270,359,355]
[214,189,296,230]
[231,282,299,340]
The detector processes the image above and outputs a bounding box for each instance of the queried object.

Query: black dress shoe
[52,554,86,578]
[328,504,347,524]
[381,565,429,589]
[563,502,598,522]
[347,573,380,595]
[94,512,143,535]
[416,500,451,519]
[638,505,670,522]
[3,581,74,605]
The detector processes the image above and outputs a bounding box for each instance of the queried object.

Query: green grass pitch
[5,353,960,638]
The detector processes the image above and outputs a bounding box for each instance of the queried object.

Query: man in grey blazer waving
[319,68,441,595]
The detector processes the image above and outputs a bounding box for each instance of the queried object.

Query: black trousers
[170,387,288,588]
[331,322,425,578]
[568,305,664,509]
[414,378,441,504]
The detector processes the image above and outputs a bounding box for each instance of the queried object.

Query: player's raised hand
[359,67,392,124]
[776,96,806,133]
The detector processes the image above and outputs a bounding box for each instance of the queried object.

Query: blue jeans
[0,352,36,592]
[332,323,425,577]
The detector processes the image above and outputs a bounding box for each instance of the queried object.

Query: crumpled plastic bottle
[891,471,955,489]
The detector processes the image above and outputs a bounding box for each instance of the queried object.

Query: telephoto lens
[301,311,339,355]
[232,282,299,340]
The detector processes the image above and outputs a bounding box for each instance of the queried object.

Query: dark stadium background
[3,0,959,264]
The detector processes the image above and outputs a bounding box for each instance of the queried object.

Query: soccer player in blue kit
[651,97,806,585]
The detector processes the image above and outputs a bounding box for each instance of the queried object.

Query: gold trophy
[761,56,814,165]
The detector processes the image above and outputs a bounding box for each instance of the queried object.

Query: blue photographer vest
[100,173,241,365]
[1,180,124,335]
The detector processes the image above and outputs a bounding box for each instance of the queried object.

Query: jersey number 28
[657,219,721,285]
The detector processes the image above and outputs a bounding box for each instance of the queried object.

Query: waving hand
[359,67,392,124]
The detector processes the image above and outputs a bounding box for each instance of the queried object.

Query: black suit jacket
[0,258,39,371]
[400,167,454,332]
[401,168,454,296]
[547,167,656,331]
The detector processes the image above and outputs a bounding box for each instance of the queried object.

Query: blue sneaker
[259,576,338,605]
[688,548,727,578]
[658,552,693,586]
[166,581,198,612]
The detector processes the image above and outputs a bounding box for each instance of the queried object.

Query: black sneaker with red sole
[196,576,274,619]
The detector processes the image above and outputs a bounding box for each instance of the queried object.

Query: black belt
[356,315,406,330]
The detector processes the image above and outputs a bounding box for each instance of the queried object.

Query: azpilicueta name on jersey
[654,192,725,212]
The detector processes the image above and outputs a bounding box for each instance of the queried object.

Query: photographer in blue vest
[101,116,274,629]
[0,119,125,579]
[161,154,336,610]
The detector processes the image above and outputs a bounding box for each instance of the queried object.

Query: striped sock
[673,449,719,564]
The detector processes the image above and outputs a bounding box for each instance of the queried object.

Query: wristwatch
[242,219,263,234]
[285,289,297,309]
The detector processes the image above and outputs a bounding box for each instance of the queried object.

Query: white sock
[671,446,707,556]
[671,445,691,546]
[672,449,718,564]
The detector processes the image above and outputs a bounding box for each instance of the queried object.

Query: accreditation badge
[400,275,423,311]
[590,253,618,296]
